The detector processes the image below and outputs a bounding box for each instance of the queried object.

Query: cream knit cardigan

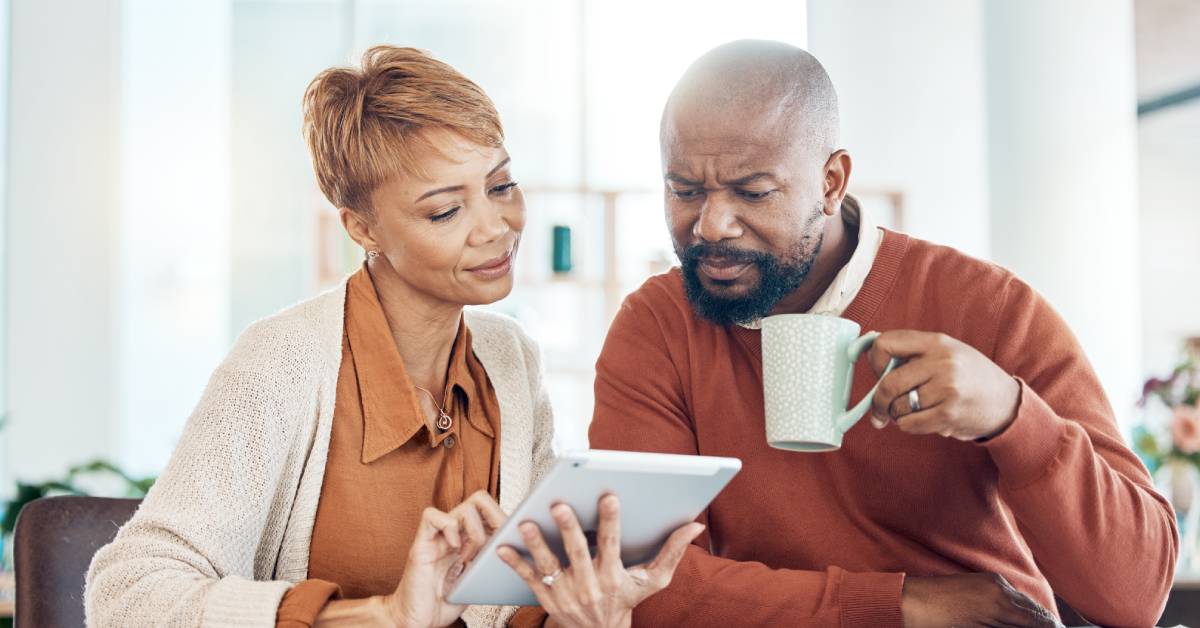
[84,280,556,627]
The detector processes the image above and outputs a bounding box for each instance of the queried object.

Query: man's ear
[822,149,852,215]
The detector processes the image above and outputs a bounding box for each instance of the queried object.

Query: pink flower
[1171,405,1200,454]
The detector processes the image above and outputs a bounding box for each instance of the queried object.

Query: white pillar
[985,0,1142,425]
[6,0,121,484]
[0,0,10,497]
[806,0,991,259]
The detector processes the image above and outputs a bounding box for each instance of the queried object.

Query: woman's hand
[497,494,705,628]
[387,491,507,628]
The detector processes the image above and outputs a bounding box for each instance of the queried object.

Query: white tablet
[447,449,741,606]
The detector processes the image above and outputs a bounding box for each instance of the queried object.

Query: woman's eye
[431,207,461,222]
[490,181,519,195]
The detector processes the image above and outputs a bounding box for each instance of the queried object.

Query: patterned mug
[761,314,897,452]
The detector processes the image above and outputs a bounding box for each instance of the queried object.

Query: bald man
[589,40,1175,627]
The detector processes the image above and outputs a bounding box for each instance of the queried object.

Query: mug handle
[835,331,898,434]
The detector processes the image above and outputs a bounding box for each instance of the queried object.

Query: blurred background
[0,0,1198,611]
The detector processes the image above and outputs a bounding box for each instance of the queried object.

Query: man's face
[662,103,830,325]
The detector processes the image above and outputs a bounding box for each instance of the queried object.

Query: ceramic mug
[761,314,897,452]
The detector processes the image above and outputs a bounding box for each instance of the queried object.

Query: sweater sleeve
[85,357,312,627]
[981,277,1177,627]
[276,580,341,627]
[587,292,904,628]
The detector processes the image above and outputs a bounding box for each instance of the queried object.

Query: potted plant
[1135,338,1200,574]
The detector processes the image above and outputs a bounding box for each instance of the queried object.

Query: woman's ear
[339,207,377,253]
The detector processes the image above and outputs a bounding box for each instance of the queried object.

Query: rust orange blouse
[276,268,544,627]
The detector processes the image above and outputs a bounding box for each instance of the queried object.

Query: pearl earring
[366,250,379,260]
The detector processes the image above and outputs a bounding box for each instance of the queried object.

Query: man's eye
[672,189,701,200]
[738,190,773,200]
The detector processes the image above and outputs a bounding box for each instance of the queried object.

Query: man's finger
[893,409,949,436]
[867,330,945,376]
[872,362,934,420]
[887,382,940,420]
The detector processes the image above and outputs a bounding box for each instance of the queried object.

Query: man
[589,40,1176,627]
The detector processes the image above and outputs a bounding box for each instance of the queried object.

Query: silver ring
[541,569,562,586]
[908,388,922,413]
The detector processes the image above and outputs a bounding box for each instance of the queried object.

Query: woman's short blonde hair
[302,45,503,214]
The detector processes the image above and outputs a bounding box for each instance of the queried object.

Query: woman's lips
[467,250,513,279]
[698,257,751,281]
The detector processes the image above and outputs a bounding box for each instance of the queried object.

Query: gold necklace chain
[414,385,454,431]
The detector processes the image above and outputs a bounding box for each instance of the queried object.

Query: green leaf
[65,458,155,496]
[1133,427,1164,473]
[0,480,85,535]
[1,459,158,535]
[1135,428,1162,457]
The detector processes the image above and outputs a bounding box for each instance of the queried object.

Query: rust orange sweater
[589,230,1176,628]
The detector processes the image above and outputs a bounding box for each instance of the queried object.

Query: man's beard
[677,222,824,327]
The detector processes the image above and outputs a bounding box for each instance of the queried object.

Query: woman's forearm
[314,596,401,627]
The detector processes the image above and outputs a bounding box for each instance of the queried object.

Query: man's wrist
[980,376,1023,441]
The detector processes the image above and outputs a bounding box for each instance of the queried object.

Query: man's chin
[697,274,759,300]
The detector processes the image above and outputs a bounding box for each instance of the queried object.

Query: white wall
[230,0,347,335]
[6,0,121,484]
[1135,0,1200,376]
[985,0,1143,419]
[116,1,233,477]
[1140,105,1200,375]
[4,0,237,485]
[808,1,1144,424]
[806,0,991,258]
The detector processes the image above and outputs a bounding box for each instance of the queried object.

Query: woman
[85,46,702,627]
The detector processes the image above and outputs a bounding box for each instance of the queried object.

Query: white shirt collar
[737,201,883,329]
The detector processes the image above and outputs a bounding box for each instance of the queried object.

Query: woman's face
[348,128,525,307]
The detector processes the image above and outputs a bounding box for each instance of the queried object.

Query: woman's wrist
[607,610,633,628]
[542,611,632,628]
[377,592,415,627]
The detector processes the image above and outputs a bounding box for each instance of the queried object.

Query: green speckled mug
[761,314,897,452]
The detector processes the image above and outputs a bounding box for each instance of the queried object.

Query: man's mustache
[679,242,769,266]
